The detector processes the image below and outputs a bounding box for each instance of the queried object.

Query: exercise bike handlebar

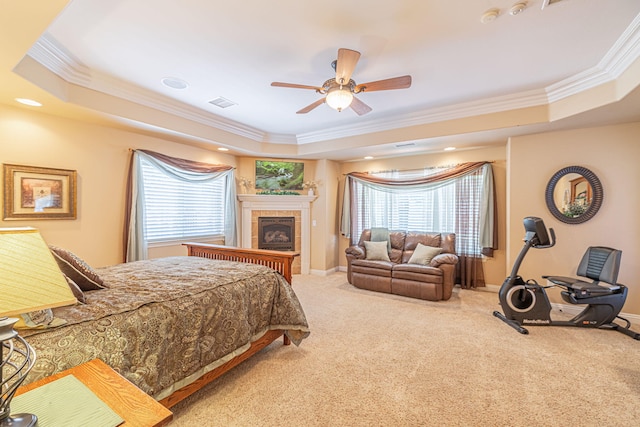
[507,218,555,280]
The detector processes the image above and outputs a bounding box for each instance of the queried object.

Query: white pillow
[408,243,443,265]
[364,240,391,261]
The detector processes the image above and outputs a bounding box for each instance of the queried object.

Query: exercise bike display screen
[523,217,550,246]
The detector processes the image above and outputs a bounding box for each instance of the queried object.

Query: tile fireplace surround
[237,194,316,274]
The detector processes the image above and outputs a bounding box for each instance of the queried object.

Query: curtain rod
[343,160,495,175]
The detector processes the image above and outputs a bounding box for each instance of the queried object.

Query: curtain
[124,149,236,262]
[340,161,496,288]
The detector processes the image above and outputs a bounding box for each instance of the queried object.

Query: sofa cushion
[351,259,393,277]
[392,263,443,283]
[407,243,443,265]
[402,232,443,263]
[364,240,391,261]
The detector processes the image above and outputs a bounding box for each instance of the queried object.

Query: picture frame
[255,160,304,190]
[3,164,77,220]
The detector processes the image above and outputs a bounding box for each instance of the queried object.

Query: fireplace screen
[258,217,295,251]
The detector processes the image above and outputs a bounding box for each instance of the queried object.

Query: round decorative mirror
[545,166,603,224]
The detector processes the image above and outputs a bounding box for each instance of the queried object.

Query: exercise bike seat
[544,276,620,297]
[542,246,622,299]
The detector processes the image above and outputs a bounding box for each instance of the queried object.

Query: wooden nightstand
[16,359,173,427]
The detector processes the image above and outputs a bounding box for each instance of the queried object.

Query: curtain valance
[124,150,236,262]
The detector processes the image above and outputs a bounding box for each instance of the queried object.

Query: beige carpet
[170,273,640,426]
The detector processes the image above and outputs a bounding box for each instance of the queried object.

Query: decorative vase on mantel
[307,188,314,196]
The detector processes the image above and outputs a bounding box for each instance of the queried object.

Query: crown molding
[26,16,640,146]
[600,13,640,79]
[28,33,268,142]
[86,70,267,141]
[27,34,91,86]
[546,13,640,103]
[296,89,550,144]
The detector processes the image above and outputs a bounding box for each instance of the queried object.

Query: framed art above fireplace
[255,160,304,190]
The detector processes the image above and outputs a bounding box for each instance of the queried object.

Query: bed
[20,243,309,408]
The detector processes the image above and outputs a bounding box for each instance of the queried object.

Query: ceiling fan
[271,48,412,116]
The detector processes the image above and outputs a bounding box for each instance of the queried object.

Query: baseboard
[478,284,500,293]
[468,284,640,325]
[309,267,341,276]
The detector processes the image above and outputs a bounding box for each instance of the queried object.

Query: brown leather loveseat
[345,229,459,301]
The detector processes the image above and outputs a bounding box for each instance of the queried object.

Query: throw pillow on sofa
[364,240,391,261]
[408,243,443,265]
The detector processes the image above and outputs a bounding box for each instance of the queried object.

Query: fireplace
[258,217,295,251]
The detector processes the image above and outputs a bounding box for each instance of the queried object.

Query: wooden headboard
[183,243,299,284]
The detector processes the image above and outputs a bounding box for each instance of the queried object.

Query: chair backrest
[576,246,622,284]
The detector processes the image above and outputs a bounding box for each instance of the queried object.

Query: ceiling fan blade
[296,98,326,114]
[349,96,372,116]
[335,48,361,85]
[355,75,412,92]
[271,82,323,91]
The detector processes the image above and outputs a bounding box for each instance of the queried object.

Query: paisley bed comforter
[21,256,310,400]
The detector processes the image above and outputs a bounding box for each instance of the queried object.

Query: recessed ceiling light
[509,2,528,15]
[15,98,42,107]
[481,8,500,23]
[217,147,229,152]
[444,147,456,151]
[364,156,374,160]
[161,77,189,90]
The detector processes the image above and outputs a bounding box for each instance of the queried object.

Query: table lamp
[0,227,77,427]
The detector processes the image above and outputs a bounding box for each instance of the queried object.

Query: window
[139,156,227,243]
[126,150,236,262]
[346,164,492,257]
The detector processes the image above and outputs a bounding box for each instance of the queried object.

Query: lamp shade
[0,227,76,317]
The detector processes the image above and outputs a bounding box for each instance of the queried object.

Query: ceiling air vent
[395,142,416,148]
[208,97,237,108]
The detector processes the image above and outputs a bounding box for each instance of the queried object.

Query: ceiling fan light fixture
[326,85,353,112]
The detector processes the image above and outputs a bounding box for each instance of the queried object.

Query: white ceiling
[6,0,640,160]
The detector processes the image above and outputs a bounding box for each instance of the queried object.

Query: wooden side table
[16,359,173,427]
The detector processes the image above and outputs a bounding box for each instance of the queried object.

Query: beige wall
[234,156,341,274]
[313,158,341,274]
[0,104,236,267]
[337,145,508,286]
[3,103,638,316]
[507,122,640,315]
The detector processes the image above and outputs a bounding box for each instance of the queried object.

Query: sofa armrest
[345,246,365,258]
[345,246,366,284]
[430,253,459,268]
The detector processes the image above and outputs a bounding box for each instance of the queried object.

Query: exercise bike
[493,216,640,340]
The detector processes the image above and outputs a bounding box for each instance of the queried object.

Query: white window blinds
[349,166,487,256]
[139,156,226,242]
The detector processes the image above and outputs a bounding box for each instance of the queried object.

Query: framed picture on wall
[255,160,304,190]
[3,164,77,220]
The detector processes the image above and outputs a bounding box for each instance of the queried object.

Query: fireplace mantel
[237,194,316,205]
[237,194,316,274]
